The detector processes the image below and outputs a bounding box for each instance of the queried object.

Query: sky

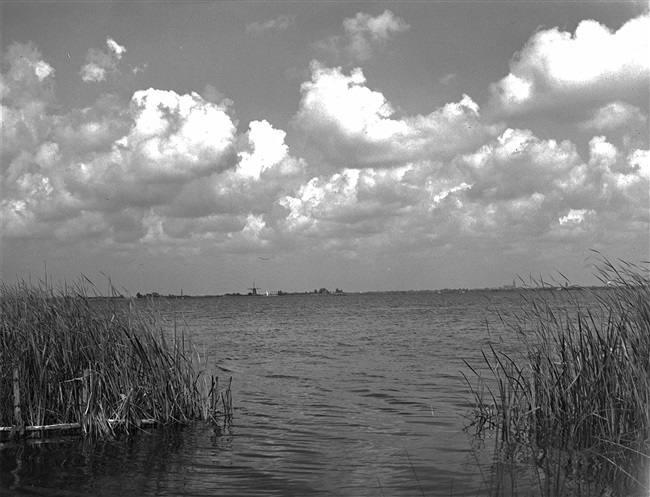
[1,1,649,295]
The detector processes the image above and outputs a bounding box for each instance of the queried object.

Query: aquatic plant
[0,279,232,440]
[464,257,650,496]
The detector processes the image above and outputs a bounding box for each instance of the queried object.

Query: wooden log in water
[0,423,81,433]
[0,418,158,441]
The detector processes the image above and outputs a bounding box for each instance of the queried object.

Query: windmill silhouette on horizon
[248,282,260,296]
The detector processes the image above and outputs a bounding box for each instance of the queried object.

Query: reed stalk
[0,280,233,440]
[464,257,650,496]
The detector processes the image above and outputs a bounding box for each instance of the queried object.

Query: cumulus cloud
[161,119,305,225]
[237,120,296,179]
[287,165,420,222]
[246,15,294,34]
[1,42,55,91]
[1,40,313,254]
[46,88,239,214]
[293,62,503,168]
[2,41,242,245]
[1,42,56,168]
[2,34,648,282]
[343,10,410,61]
[275,125,647,258]
[201,83,233,110]
[80,37,127,82]
[315,10,409,62]
[491,13,649,116]
[116,88,236,181]
[579,101,647,132]
[454,129,649,245]
[559,209,592,225]
[459,128,582,202]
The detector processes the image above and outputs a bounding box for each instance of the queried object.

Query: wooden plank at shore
[0,423,80,433]
[0,419,157,433]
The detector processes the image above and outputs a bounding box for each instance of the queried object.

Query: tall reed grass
[464,258,650,496]
[0,279,232,440]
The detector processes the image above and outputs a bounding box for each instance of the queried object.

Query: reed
[0,279,232,440]
[464,257,650,496]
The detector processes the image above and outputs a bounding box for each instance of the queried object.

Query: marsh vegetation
[465,258,650,496]
[0,280,232,441]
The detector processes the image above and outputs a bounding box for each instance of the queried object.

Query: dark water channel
[0,290,605,496]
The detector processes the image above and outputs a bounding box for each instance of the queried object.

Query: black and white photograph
[1,1,649,495]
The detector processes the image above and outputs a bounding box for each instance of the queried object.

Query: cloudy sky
[2,1,649,295]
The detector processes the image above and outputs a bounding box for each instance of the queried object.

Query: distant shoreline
[89,285,613,300]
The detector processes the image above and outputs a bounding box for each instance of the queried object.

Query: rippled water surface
[0,290,604,496]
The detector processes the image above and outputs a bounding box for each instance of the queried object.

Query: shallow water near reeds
[0,289,612,496]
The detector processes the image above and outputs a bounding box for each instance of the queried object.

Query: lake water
[0,289,606,496]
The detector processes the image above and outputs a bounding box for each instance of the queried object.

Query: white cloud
[491,13,649,116]
[343,10,410,61]
[80,64,106,83]
[293,62,503,168]
[579,101,647,132]
[2,47,320,250]
[106,38,126,57]
[1,42,57,189]
[315,10,409,62]
[33,60,54,81]
[80,37,127,83]
[118,88,237,181]
[454,130,649,245]
[559,209,591,225]
[2,35,648,282]
[431,183,471,206]
[280,169,361,236]
[237,120,291,179]
[0,42,55,107]
[629,149,650,180]
[242,213,270,245]
[246,15,294,34]
[459,128,582,202]
[2,48,241,244]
